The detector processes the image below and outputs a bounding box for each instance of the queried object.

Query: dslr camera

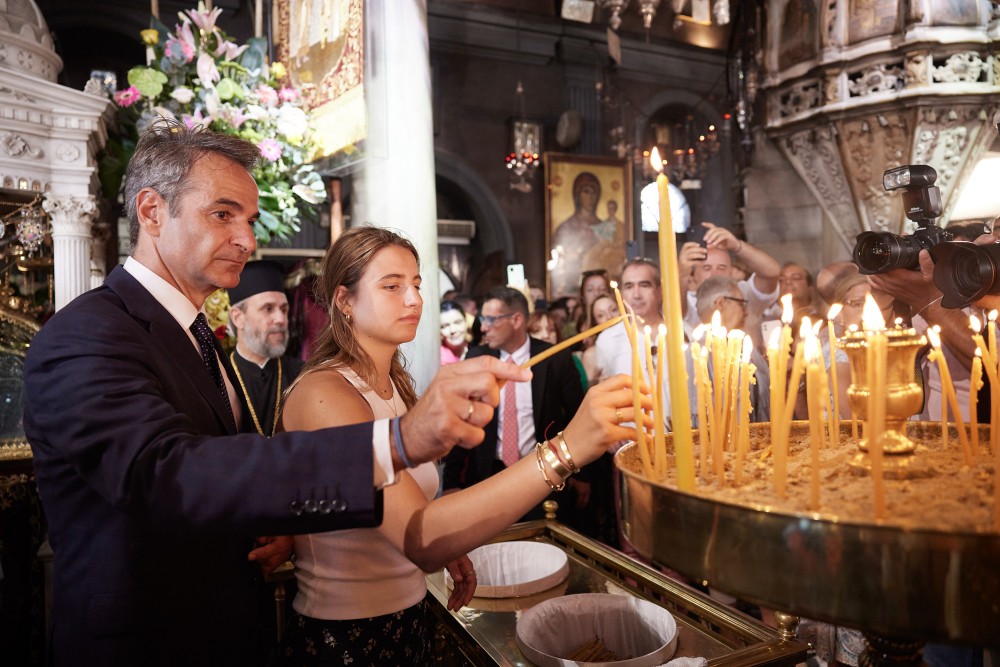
[852,165,948,275]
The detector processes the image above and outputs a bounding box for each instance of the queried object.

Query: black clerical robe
[231,352,304,436]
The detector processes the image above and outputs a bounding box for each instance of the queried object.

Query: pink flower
[214,39,249,61]
[258,138,282,161]
[165,22,196,63]
[255,85,278,107]
[181,108,206,130]
[113,86,142,107]
[197,53,220,87]
[278,87,300,103]
[183,5,223,33]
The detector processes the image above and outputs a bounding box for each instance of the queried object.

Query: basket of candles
[444,541,569,598]
[515,593,678,666]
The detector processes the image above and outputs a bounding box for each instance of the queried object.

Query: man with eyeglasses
[594,259,683,427]
[678,222,782,338]
[695,277,771,421]
[441,287,587,526]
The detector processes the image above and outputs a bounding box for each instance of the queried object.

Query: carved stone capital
[43,194,97,238]
[0,132,43,159]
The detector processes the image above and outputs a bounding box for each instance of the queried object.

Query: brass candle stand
[838,326,928,478]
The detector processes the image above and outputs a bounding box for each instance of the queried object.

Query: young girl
[276,227,641,665]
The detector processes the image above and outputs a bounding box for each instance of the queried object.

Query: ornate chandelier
[647,115,722,187]
[594,0,730,31]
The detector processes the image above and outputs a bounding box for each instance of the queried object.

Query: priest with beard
[227,260,305,437]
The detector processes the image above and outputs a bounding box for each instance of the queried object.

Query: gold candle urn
[838,326,926,478]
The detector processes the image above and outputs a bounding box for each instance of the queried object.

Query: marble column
[43,193,96,311]
[355,0,439,393]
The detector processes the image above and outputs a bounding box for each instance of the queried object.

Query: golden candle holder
[838,327,927,479]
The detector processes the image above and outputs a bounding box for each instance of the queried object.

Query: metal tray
[425,519,808,666]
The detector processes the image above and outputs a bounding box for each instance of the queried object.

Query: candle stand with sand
[617,315,1000,664]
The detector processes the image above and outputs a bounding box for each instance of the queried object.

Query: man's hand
[248,535,293,576]
[700,221,740,251]
[867,249,940,312]
[394,357,532,469]
[678,241,706,284]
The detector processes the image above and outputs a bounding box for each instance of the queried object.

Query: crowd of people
[23,119,997,667]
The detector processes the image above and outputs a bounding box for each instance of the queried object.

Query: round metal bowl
[615,423,1000,644]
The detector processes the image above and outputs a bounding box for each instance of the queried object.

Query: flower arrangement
[109,3,326,244]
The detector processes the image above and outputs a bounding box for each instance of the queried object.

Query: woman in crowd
[276,226,642,665]
[440,299,469,364]
[526,309,560,345]
[581,294,620,386]
[575,269,611,335]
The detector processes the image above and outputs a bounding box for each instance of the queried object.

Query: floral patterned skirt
[275,598,432,666]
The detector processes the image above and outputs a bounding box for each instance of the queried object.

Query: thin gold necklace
[230,352,282,436]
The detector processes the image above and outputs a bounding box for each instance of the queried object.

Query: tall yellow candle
[989,310,999,376]
[775,317,810,496]
[733,337,754,485]
[723,330,744,454]
[656,325,668,477]
[643,326,661,474]
[610,282,632,338]
[804,334,824,511]
[827,304,842,440]
[972,314,1000,462]
[928,327,972,465]
[971,348,983,456]
[862,295,886,520]
[652,148,694,490]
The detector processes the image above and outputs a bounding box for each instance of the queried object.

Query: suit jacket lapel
[105,267,239,435]
[529,338,549,439]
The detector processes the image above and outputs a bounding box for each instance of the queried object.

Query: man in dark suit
[23,122,527,666]
[442,287,588,526]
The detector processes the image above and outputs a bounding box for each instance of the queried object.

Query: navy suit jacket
[442,337,585,490]
[24,266,382,665]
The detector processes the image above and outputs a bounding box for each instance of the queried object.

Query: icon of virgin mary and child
[550,172,626,297]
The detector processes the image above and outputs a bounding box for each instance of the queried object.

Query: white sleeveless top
[291,368,439,620]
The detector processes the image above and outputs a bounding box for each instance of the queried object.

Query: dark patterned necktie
[190,313,233,416]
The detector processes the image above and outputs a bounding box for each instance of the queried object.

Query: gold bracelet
[555,432,580,473]
[542,440,573,479]
[535,443,566,491]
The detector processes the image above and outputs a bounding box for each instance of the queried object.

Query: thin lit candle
[927,326,972,465]
[804,333,824,511]
[827,304,842,441]
[970,347,983,456]
[734,337,754,485]
[522,315,624,369]
[862,295,886,520]
[775,317,810,497]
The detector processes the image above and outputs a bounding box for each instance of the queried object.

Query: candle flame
[861,294,885,331]
[644,324,652,337]
[780,294,794,324]
[711,310,722,331]
[658,323,666,336]
[927,325,942,349]
[990,309,998,323]
[803,332,821,362]
[767,325,781,350]
[741,335,753,363]
[691,323,707,342]
[971,314,982,332]
[848,324,858,332]
[894,317,904,328]
[799,315,813,339]
[976,346,983,358]
[827,303,843,320]
[649,147,664,173]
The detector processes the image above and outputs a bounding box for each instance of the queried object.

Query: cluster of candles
[530,153,997,530]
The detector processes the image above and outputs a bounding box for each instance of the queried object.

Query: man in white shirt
[678,222,781,340]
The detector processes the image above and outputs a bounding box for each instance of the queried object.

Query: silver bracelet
[913,296,943,322]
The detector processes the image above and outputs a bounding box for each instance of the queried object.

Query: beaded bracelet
[535,443,566,491]
[555,432,580,474]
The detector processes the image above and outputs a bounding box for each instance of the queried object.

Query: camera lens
[930,241,1000,309]
[853,231,920,275]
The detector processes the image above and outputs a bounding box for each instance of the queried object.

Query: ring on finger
[462,569,475,577]
[463,401,475,422]
[615,409,624,424]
